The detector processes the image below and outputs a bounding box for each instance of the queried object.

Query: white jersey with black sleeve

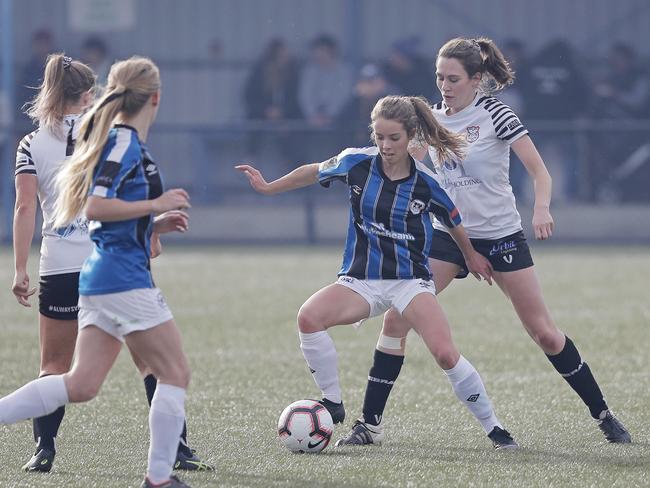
[15,114,92,276]
[429,93,529,239]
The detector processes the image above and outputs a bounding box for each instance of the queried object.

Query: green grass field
[0,246,648,488]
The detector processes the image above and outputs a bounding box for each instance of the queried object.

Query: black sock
[33,406,65,451]
[143,374,191,455]
[362,349,404,426]
[546,336,608,419]
[32,374,65,451]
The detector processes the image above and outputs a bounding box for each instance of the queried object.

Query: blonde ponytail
[24,53,95,138]
[53,56,160,228]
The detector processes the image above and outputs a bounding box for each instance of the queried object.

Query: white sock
[146,383,186,485]
[443,356,502,434]
[0,375,69,424]
[299,331,341,404]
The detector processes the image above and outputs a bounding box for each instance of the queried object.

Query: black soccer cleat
[318,398,345,424]
[335,419,385,446]
[22,447,55,472]
[140,474,192,488]
[174,448,214,471]
[487,426,519,450]
[597,410,632,443]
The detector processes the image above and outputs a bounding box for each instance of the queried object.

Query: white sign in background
[68,0,136,32]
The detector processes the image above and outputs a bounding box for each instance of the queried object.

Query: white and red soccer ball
[277,399,333,453]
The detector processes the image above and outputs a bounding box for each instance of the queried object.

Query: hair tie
[82,90,128,141]
[62,55,72,70]
[471,39,481,50]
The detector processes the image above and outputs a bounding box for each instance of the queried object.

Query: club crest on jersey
[466,126,480,143]
[409,199,426,215]
[351,185,362,195]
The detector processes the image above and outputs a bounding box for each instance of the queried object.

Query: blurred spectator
[591,42,649,119]
[524,39,588,202]
[81,36,111,86]
[382,36,435,101]
[242,38,302,166]
[207,38,224,64]
[16,29,55,127]
[244,38,302,121]
[337,63,396,147]
[588,42,650,202]
[298,34,352,127]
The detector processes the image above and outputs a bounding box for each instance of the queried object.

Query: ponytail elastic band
[82,91,128,141]
[62,56,72,70]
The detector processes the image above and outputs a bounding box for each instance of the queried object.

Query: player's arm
[512,135,554,240]
[85,188,190,222]
[235,163,319,195]
[12,174,38,306]
[447,224,493,285]
[150,232,162,258]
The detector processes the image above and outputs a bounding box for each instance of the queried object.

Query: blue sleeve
[318,146,378,187]
[426,176,462,228]
[89,131,139,199]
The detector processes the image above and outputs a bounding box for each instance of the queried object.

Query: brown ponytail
[371,95,466,164]
[438,37,514,93]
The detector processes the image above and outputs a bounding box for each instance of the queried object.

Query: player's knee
[432,347,458,370]
[525,317,563,353]
[297,305,323,333]
[65,376,101,403]
[383,309,410,337]
[534,326,564,354]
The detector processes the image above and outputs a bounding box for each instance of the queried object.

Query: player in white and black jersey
[238,95,518,450]
[340,37,631,447]
[10,54,211,475]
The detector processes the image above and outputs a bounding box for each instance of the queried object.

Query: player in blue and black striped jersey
[348,37,631,449]
[1,57,195,488]
[237,95,517,448]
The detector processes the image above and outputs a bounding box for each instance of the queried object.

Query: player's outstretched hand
[466,251,493,285]
[152,188,191,214]
[153,210,189,234]
[532,207,554,240]
[235,164,273,194]
[12,270,37,307]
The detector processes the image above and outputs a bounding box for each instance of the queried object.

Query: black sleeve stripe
[17,146,32,158]
[15,168,37,176]
[486,101,506,113]
[475,95,490,106]
[493,109,516,127]
[495,114,518,134]
[429,201,455,228]
[94,160,122,188]
[15,160,32,168]
[490,106,511,121]
[502,127,527,140]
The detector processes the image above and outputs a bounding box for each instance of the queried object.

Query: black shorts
[39,272,80,320]
[428,230,534,279]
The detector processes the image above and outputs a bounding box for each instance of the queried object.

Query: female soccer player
[12,53,211,475]
[237,95,518,450]
[337,37,631,446]
[3,56,194,488]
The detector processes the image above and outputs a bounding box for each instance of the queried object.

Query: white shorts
[78,288,174,343]
[336,276,436,319]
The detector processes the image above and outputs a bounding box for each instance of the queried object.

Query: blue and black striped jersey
[79,124,163,295]
[318,147,461,280]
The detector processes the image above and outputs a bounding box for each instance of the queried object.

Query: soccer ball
[277,399,333,453]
